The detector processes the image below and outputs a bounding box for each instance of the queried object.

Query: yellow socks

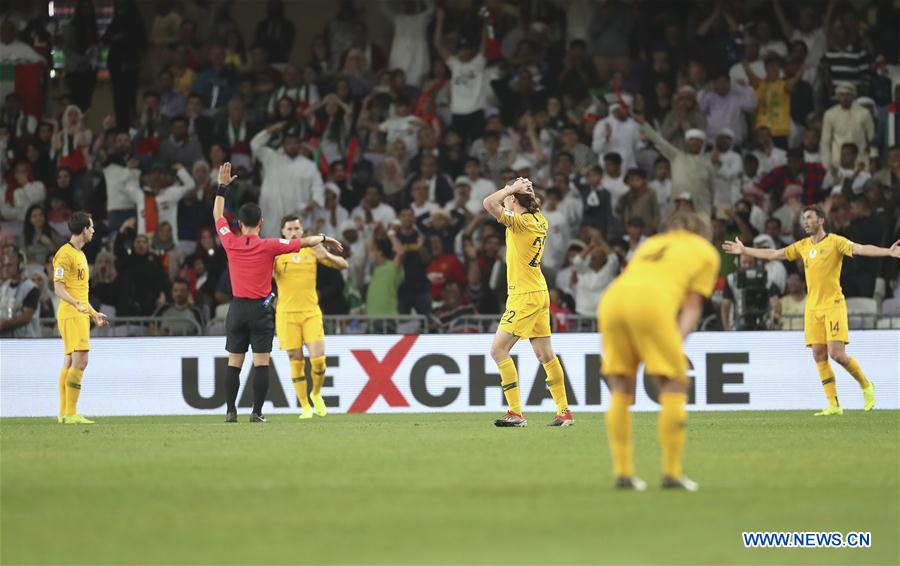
[816,361,839,406]
[64,368,84,416]
[290,359,310,410]
[310,356,326,396]
[497,357,522,414]
[841,357,870,389]
[658,392,687,479]
[58,367,68,417]
[605,392,633,477]
[542,357,568,415]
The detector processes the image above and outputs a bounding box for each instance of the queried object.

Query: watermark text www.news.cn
[743,532,872,548]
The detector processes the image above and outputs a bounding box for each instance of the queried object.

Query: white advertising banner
[1,332,898,417]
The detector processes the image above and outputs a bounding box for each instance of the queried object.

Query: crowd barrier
[2,332,898,417]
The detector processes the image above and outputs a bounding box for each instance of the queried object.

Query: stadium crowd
[1,0,899,338]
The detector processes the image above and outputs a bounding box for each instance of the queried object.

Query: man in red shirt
[214,162,342,423]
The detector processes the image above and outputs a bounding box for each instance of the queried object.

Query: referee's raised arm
[213,162,344,424]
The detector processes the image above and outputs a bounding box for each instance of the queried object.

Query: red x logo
[348,335,418,413]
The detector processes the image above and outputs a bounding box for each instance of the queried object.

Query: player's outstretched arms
[722,237,787,261]
[853,239,900,258]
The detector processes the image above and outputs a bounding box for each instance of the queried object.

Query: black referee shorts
[225,298,275,354]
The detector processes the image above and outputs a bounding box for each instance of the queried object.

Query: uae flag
[0,63,44,117]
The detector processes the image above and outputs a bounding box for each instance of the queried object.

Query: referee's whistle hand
[218,162,238,185]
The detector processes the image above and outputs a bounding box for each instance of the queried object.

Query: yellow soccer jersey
[784,233,854,310]
[52,242,90,319]
[614,230,720,305]
[499,210,549,296]
[273,247,338,313]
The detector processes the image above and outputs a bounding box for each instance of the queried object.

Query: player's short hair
[802,205,826,219]
[280,214,301,229]
[68,212,92,236]
[665,210,711,240]
[238,203,262,228]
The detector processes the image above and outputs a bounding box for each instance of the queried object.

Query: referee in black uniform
[213,163,343,422]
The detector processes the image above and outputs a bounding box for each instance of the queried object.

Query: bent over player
[482,177,573,427]
[52,212,108,424]
[274,214,348,420]
[724,205,900,415]
[600,211,720,491]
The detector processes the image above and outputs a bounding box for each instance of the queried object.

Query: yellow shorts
[598,285,686,381]
[498,291,551,339]
[804,301,849,346]
[276,309,325,351]
[58,315,90,355]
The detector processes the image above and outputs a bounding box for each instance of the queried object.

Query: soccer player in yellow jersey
[482,177,573,427]
[274,214,348,419]
[600,211,720,491]
[52,212,108,424]
[724,205,900,415]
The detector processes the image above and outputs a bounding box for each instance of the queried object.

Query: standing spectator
[433,8,488,144]
[395,207,431,315]
[730,35,764,87]
[102,130,141,230]
[215,96,258,161]
[637,115,715,216]
[491,69,548,126]
[184,93,216,152]
[60,0,98,111]
[192,43,237,111]
[580,165,614,238]
[339,22,387,72]
[158,116,205,169]
[616,169,659,233]
[88,250,126,314]
[0,249,40,338]
[623,217,648,262]
[366,233,404,316]
[266,64,310,117]
[152,277,203,336]
[377,96,426,156]
[823,143,870,195]
[648,156,672,213]
[587,0,634,81]
[710,129,743,209]
[839,197,886,298]
[303,184,348,239]
[250,122,324,237]
[592,102,641,170]
[743,54,806,149]
[780,272,806,330]
[600,152,629,213]
[254,0,295,64]
[698,70,757,147]
[752,126,787,176]
[457,158,496,204]
[404,153,454,207]
[820,83,874,173]
[158,70,187,121]
[821,17,870,98]
[103,0,146,130]
[53,105,92,201]
[431,280,476,331]
[660,87,707,151]
[571,238,619,316]
[773,1,826,79]
[555,124,596,172]
[1,93,36,141]
[382,0,434,88]
[124,163,195,242]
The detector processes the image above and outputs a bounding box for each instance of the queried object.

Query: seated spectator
[648,156,672,213]
[556,124,597,172]
[22,204,64,265]
[152,276,203,336]
[184,93,216,152]
[151,221,185,281]
[158,116,205,169]
[539,189,568,274]
[0,249,40,338]
[711,129,743,209]
[1,161,46,222]
[554,239,586,299]
[660,87,707,151]
[780,273,806,330]
[378,139,411,200]
[214,96,258,160]
[115,228,168,316]
[757,148,826,205]
[571,237,619,316]
[88,250,126,314]
[192,43,237,110]
[752,126,787,176]
[579,165,614,239]
[698,70,757,147]
[431,280,476,332]
[425,233,465,302]
[623,217,648,263]
[592,102,641,170]
[352,184,397,229]
[840,196,886,298]
[405,153,455,207]
[549,287,574,332]
[617,168,659,233]
[158,70,186,120]
[823,142,870,196]
[303,183,349,239]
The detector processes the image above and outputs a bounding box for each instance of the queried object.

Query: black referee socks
[252,365,270,415]
[225,365,241,413]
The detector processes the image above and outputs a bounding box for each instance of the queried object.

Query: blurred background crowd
[0,0,899,338]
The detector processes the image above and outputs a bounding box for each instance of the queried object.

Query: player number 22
[528,236,545,267]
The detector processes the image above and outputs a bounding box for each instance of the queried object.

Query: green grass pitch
[1,411,898,565]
